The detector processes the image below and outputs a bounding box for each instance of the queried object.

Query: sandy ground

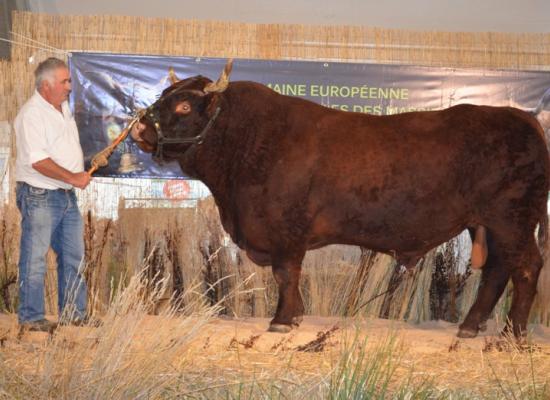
[2,312,550,395]
[2,312,550,357]
[170,314,537,350]
[175,314,550,353]
[3,313,550,351]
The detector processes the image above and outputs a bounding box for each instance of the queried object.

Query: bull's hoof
[457,327,478,339]
[268,323,293,333]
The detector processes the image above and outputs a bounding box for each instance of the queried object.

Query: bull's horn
[168,67,180,84]
[204,59,233,94]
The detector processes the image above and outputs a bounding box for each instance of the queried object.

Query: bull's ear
[168,67,180,85]
[203,59,233,94]
[174,100,192,115]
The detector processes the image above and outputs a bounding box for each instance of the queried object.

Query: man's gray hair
[34,57,68,90]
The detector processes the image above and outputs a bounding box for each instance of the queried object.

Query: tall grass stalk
[482,333,549,400]
[3,269,222,399]
[327,329,435,399]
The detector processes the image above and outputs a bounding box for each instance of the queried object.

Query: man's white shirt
[15,90,84,189]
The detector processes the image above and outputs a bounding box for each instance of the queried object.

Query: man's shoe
[19,319,58,332]
[61,316,102,328]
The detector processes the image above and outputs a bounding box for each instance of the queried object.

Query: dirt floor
[1,313,550,397]
[4,313,549,351]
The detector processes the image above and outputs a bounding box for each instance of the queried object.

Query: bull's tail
[539,208,549,255]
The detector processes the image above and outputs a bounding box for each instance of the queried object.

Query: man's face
[41,67,71,108]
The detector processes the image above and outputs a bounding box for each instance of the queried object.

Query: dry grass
[0,269,223,399]
[1,310,549,399]
[0,205,19,313]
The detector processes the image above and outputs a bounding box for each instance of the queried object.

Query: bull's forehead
[160,75,211,98]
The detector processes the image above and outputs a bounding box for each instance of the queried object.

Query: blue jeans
[16,182,87,323]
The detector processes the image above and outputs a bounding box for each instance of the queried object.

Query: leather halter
[142,88,221,163]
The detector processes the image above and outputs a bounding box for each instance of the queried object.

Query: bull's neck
[180,84,279,202]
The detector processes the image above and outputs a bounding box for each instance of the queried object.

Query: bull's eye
[174,101,191,115]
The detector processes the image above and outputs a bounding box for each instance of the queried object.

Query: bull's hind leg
[504,237,543,338]
[459,228,542,339]
[458,231,512,338]
[269,252,306,333]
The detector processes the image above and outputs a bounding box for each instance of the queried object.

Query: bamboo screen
[2,10,550,125]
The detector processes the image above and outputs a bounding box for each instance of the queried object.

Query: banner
[69,53,550,178]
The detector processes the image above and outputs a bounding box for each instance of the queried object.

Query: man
[14,57,92,332]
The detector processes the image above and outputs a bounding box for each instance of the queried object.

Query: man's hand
[69,171,92,189]
[32,158,92,190]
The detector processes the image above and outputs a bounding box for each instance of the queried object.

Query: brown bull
[131,60,549,338]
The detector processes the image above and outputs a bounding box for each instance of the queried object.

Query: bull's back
[308,103,547,194]
[273,102,549,251]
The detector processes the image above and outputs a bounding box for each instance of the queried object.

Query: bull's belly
[238,219,467,268]
[308,215,467,267]
[228,197,470,268]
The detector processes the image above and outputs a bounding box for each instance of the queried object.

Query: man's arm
[32,158,91,189]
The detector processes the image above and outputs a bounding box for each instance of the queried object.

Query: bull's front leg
[269,253,305,333]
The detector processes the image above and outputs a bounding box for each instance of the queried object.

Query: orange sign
[163,179,190,200]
